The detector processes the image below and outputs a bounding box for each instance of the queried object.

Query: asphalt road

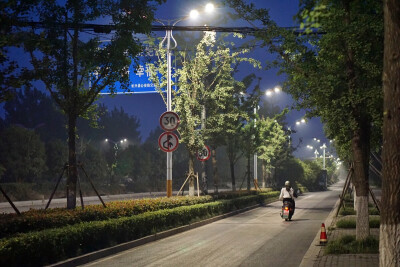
[80,182,343,267]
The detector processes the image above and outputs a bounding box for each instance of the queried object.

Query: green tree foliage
[4,0,165,208]
[4,87,66,141]
[285,0,383,240]
[0,126,47,183]
[45,139,68,181]
[78,143,108,185]
[150,32,260,195]
[257,115,287,169]
[225,0,383,240]
[97,106,141,145]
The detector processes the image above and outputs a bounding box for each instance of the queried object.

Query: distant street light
[104,138,127,185]
[242,85,281,188]
[295,118,306,125]
[265,86,281,97]
[320,143,327,170]
[314,149,320,159]
[157,3,215,197]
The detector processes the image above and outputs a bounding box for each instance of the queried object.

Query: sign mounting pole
[166,29,173,197]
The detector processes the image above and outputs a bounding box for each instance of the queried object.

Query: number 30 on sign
[159,111,180,132]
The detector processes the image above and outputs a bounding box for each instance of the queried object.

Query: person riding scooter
[279,181,297,220]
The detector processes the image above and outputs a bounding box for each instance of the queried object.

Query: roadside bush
[325,235,379,254]
[336,217,380,228]
[339,207,356,216]
[0,192,279,238]
[0,192,279,266]
[0,196,213,238]
[338,206,380,216]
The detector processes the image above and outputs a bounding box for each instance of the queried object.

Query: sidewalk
[300,200,380,267]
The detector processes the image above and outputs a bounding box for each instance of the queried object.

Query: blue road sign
[99,48,174,95]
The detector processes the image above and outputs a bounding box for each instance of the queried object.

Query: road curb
[48,200,276,267]
[299,195,341,267]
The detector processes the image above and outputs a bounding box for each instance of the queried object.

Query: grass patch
[339,207,356,216]
[336,217,380,228]
[325,235,379,254]
[338,206,380,216]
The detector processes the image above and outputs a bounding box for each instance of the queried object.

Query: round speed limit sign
[160,111,180,132]
[197,145,211,161]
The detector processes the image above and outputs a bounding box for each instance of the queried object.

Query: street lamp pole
[320,143,327,170]
[253,106,258,188]
[314,149,319,159]
[158,3,214,197]
[253,87,281,189]
[159,21,178,197]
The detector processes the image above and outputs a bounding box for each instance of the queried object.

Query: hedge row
[336,217,381,228]
[0,192,279,266]
[0,196,214,238]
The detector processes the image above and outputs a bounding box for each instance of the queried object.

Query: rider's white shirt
[279,187,294,200]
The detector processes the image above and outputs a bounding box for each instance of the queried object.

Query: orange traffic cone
[320,223,327,245]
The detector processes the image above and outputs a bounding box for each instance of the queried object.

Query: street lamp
[265,86,281,97]
[320,143,327,170]
[295,118,306,126]
[253,86,280,188]
[314,149,320,159]
[158,3,214,197]
[104,138,127,184]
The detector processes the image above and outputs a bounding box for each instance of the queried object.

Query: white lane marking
[299,195,314,200]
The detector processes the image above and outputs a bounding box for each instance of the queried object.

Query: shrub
[0,192,279,266]
[0,196,214,238]
[339,207,356,216]
[0,192,280,239]
[325,235,379,254]
[336,218,380,228]
[338,206,380,216]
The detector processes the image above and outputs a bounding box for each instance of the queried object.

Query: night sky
[0,0,333,159]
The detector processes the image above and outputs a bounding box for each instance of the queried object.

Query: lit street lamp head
[205,3,215,13]
[190,9,199,19]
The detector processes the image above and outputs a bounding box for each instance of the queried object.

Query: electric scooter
[280,200,294,221]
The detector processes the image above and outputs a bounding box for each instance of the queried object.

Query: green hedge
[325,235,379,254]
[0,192,279,266]
[336,217,380,228]
[0,196,213,238]
[338,206,380,216]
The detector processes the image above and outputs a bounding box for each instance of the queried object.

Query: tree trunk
[261,160,266,188]
[200,105,208,194]
[247,155,251,191]
[229,159,236,191]
[188,152,195,197]
[380,0,400,265]
[211,147,219,194]
[67,115,77,209]
[351,122,371,240]
[201,161,208,195]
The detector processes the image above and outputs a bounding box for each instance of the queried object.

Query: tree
[221,74,260,191]
[0,126,47,183]
[150,32,259,196]
[6,0,164,208]
[225,0,383,240]
[380,0,400,265]
[79,105,142,145]
[257,115,287,187]
[45,139,68,181]
[286,0,383,240]
[4,87,66,141]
